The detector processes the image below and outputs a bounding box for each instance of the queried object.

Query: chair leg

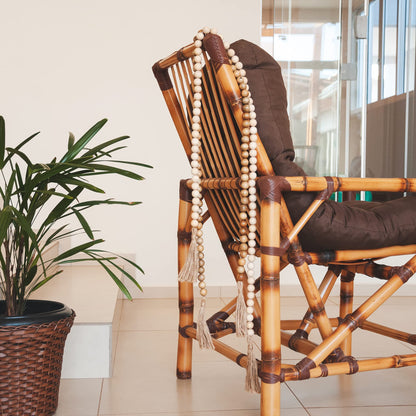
[177,181,194,379]
[339,270,355,355]
[259,182,282,416]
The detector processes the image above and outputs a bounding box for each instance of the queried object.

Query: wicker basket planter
[0,300,75,415]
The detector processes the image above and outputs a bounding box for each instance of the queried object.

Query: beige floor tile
[287,366,416,408]
[308,406,416,415]
[56,378,102,416]
[100,410,309,416]
[99,360,302,414]
[119,298,224,331]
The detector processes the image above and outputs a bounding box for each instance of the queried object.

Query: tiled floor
[56,295,416,415]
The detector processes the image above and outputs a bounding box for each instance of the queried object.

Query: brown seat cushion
[231,39,416,252]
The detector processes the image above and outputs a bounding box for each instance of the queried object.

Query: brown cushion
[232,39,416,252]
[230,39,295,163]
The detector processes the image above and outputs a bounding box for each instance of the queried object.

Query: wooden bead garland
[180,27,260,392]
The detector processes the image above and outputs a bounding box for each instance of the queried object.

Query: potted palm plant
[0,116,150,415]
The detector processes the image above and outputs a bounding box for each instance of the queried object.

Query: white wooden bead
[248,255,256,262]
[247,314,254,322]
[194,47,202,55]
[249,157,257,165]
[249,188,256,195]
[231,55,239,64]
[235,62,243,69]
[249,173,257,180]
[191,219,199,228]
[223,42,230,49]
[194,39,202,47]
[248,180,256,188]
[247,322,254,329]
[248,284,255,291]
[196,31,204,40]
[194,54,202,62]
[240,69,246,77]
[247,270,255,277]
[194,78,202,86]
[248,247,256,255]
[194,70,202,78]
[247,329,254,336]
[191,212,199,220]
[193,100,201,107]
[247,292,255,299]
[194,63,202,72]
[191,146,199,154]
[203,26,210,33]
[193,108,201,116]
[192,115,200,123]
[247,299,254,307]
[228,48,235,57]
[211,28,218,34]
[248,232,256,240]
[247,277,255,284]
[194,85,202,93]
[249,165,257,172]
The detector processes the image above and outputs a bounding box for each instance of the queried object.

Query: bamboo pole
[298,255,416,371]
[177,181,194,379]
[280,198,333,340]
[259,181,281,416]
[281,353,416,381]
[360,320,416,345]
[339,270,355,355]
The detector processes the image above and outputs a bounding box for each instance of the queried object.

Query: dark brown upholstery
[231,39,416,251]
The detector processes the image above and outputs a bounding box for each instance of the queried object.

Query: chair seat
[298,196,416,251]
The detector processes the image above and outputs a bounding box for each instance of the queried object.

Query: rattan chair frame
[153,33,416,415]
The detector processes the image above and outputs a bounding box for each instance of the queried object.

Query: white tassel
[196,298,215,350]
[245,336,261,393]
[235,281,247,337]
[178,229,199,283]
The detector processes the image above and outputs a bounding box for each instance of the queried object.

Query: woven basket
[0,300,75,415]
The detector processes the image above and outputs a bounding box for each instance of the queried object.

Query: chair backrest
[153,34,277,244]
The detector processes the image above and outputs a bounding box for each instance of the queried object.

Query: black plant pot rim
[0,299,73,327]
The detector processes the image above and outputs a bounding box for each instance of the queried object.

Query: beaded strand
[187,27,260,391]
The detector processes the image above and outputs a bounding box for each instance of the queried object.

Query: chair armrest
[190,176,416,194]
[286,176,416,193]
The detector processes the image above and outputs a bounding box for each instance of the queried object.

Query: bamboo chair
[153,32,416,415]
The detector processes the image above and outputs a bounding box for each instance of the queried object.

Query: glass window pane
[261,1,341,176]
[383,0,398,98]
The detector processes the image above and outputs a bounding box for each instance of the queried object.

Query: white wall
[0,0,262,293]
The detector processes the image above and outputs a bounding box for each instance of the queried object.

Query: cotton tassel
[178,229,199,283]
[235,281,247,337]
[245,336,261,393]
[196,298,215,350]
